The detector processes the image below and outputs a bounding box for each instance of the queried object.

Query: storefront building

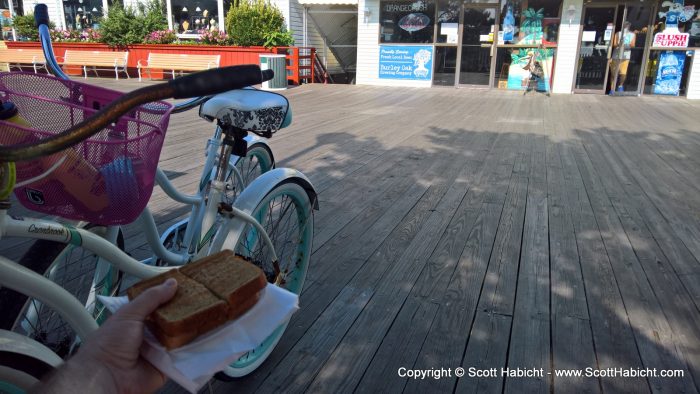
[356,0,700,98]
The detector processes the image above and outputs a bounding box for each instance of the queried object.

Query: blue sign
[379,45,433,81]
[654,51,686,95]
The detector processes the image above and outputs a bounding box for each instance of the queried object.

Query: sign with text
[378,46,433,80]
[653,32,689,48]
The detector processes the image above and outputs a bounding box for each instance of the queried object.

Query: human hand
[33,278,177,394]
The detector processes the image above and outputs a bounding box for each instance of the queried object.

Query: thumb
[118,278,178,321]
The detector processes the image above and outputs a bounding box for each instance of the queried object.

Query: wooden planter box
[5,41,310,83]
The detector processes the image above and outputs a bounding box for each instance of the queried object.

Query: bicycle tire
[215,179,314,379]
[0,228,124,358]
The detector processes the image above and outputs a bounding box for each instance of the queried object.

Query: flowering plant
[49,28,101,42]
[198,29,230,45]
[81,28,102,42]
[50,29,82,42]
[144,29,177,44]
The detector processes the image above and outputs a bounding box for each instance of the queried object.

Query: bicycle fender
[233,168,318,213]
[211,168,317,253]
[242,134,275,167]
[0,329,63,368]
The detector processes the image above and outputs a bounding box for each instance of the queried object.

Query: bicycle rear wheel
[219,143,275,206]
[0,228,124,358]
[215,180,314,379]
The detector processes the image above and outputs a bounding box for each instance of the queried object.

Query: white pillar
[57,0,67,29]
[218,0,224,32]
[166,0,173,30]
[552,0,583,94]
[687,51,700,99]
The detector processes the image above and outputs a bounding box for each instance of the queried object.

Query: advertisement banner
[653,51,686,95]
[378,45,433,81]
[653,32,690,47]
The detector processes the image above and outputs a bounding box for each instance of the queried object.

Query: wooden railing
[273,46,315,85]
[313,54,334,84]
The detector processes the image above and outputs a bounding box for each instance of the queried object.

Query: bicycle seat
[199,88,291,133]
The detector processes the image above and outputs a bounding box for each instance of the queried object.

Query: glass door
[575,3,654,95]
[434,0,462,86]
[609,4,653,95]
[458,5,498,86]
[575,5,618,93]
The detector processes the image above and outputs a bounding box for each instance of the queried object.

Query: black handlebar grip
[262,69,274,82]
[34,4,50,27]
[169,65,266,99]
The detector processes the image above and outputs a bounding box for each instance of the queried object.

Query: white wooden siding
[551,0,582,94]
[276,0,343,74]
[687,51,700,99]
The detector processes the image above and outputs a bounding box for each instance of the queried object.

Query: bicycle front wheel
[0,228,123,358]
[216,180,314,379]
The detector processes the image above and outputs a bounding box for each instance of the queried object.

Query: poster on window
[378,45,433,81]
[653,51,686,96]
[504,48,554,91]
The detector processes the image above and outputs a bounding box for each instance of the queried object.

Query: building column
[218,0,225,32]
[552,0,583,94]
[687,51,700,99]
[166,0,173,30]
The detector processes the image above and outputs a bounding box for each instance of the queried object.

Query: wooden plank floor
[2,78,700,393]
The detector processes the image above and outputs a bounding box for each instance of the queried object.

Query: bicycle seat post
[214,123,248,184]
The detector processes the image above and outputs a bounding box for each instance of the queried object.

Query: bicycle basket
[0,72,173,225]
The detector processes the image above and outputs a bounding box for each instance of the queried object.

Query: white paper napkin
[97,284,298,393]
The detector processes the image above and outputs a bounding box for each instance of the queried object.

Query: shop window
[63,0,103,30]
[171,0,219,33]
[498,0,560,45]
[380,0,436,43]
[494,46,554,90]
[643,50,693,96]
[436,0,460,43]
[652,0,699,47]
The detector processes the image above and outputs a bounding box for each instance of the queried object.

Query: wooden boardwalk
[2,79,700,393]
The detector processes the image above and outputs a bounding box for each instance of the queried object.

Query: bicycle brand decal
[64,224,83,246]
[25,188,46,205]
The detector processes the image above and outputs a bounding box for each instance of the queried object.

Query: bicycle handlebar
[0,65,274,162]
[35,5,70,80]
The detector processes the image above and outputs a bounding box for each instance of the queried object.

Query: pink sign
[653,32,689,47]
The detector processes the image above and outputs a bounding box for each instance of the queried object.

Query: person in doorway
[609,21,636,94]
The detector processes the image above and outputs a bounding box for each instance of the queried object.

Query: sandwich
[127,250,267,349]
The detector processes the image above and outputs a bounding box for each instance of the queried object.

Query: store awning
[297,0,357,5]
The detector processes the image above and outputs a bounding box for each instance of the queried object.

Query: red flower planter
[5,41,312,83]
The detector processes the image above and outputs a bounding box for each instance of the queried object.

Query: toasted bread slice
[126,250,268,349]
[127,270,229,336]
[180,250,266,318]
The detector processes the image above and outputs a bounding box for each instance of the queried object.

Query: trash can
[259,54,287,90]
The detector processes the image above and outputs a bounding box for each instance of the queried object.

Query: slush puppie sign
[378,46,433,81]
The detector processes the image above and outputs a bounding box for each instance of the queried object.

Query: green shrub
[12,13,54,41]
[263,29,294,47]
[99,0,167,46]
[225,0,290,47]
